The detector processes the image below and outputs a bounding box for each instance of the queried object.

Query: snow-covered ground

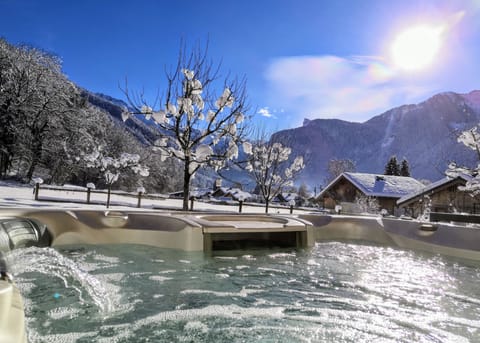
[0,181,314,214]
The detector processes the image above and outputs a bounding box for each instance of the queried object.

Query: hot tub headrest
[0,217,51,252]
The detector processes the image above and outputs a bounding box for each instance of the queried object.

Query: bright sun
[391,25,443,71]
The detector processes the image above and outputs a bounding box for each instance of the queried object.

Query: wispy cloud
[264,55,437,123]
[257,107,275,118]
[262,10,469,124]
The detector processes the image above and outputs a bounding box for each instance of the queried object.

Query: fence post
[289,199,295,214]
[190,196,194,211]
[86,183,95,204]
[33,177,43,201]
[137,187,145,208]
[106,184,111,208]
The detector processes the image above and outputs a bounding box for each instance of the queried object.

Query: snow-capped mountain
[82,90,161,145]
[89,88,480,185]
[272,90,480,184]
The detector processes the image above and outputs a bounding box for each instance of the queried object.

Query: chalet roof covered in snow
[396,174,472,205]
[320,172,425,199]
[213,187,252,201]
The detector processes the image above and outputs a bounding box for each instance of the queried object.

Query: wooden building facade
[397,175,479,217]
[319,172,425,215]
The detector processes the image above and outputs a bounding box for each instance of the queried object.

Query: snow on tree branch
[244,141,304,213]
[83,146,149,185]
[446,124,480,196]
[121,43,250,210]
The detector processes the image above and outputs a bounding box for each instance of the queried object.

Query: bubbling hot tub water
[6,243,480,342]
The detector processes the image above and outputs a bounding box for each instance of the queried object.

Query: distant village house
[397,175,479,217]
[319,172,425,215]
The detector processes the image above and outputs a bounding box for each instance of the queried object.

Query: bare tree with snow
[83,146,149,207]
[123,44,250,210]
[446,125,480,196]
[244,140,304,213]
[0,39,91,181]
[325,158,356,184]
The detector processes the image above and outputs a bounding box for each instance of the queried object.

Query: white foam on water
[184,320,209,334]
[9,241,480,342]
[102,273,124,282]
[158,269,176,274]
[93,254,121,264]
[215,273,229,279]
[235,265,250,270]
[8,247,120,313]
[28,330,97,343]
[130,271,151,276]
[214,256,238,260]
[149,275,173,283]
[98,303,454,342]
[268,252,297,259]
[181,287,262,298]
[48,306,82,320]
[257,267,286,274]
[444,291,480,307]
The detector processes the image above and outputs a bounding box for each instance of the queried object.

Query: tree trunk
[106,184,111,208]
[26,138,42,181]
[182,158,191,211]
[0,152,9,179]
[265,199,269,214]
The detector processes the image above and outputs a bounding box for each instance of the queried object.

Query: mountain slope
[81,90,160,145]
[272,90,480,184]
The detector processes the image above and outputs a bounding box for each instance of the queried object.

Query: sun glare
[391,25,443,71]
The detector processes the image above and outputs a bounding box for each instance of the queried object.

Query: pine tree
[384,156,400,176]
[400,159,410,177]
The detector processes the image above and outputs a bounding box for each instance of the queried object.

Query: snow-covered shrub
[354,195,380,214]
[417,195,432,221]
[244,141,304,213]
[446,125,480,197]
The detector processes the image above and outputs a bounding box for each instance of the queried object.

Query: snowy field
[0,181,314,214]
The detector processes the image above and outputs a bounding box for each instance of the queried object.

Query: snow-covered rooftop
[214,187,252,201]
[320,172,425,199]
[396,174,472,205]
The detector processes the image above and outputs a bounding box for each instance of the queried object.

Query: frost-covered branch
[83,146,149,186]
[243,140,304,213]
[446,124,480,197]
[121,43,250,210]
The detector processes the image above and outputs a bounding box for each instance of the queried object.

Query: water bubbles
[5,244,480,342]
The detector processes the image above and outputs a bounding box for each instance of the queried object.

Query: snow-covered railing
[35,184,168,208]
[430,212,480,224]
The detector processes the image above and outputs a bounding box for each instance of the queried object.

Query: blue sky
[1,0,479,130]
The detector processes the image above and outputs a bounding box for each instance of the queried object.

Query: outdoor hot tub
[1,208,480,342]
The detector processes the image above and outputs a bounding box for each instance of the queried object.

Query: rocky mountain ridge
[273,90,480,184]
[87,88,480,186]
